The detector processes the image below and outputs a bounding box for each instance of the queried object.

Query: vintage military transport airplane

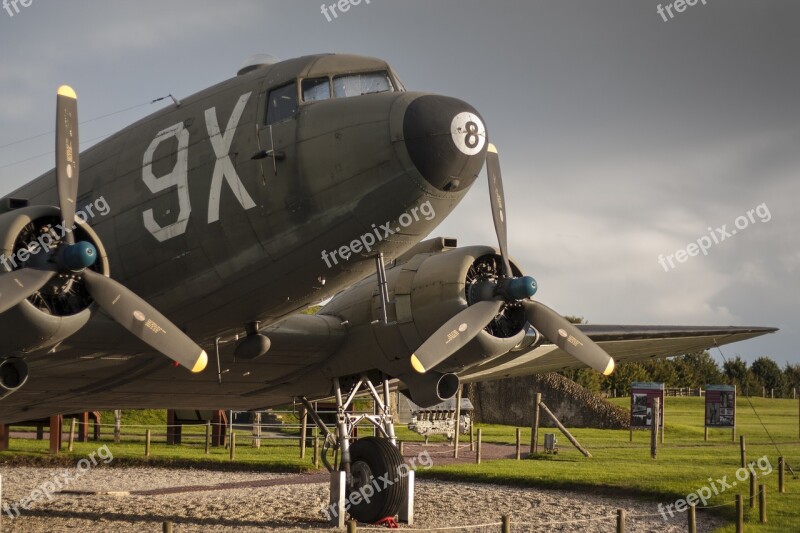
[0,54,776,523]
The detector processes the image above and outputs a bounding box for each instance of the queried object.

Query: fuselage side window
[333,71,394,99]
[302,77,331,102]
[265,82,298,125]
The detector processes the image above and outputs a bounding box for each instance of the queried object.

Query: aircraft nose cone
[403,95,488,192]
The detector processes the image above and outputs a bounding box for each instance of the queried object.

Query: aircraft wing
[459,325,778,383]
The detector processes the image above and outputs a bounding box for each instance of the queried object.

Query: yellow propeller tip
[57,85,77,99]
[410,354,426,374]
[487,143,498,154]
[602,357,615,376]
[191,350,208,373]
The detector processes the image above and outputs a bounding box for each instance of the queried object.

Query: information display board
[705,384,736,428]
[630,382,665,429]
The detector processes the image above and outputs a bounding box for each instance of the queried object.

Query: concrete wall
[466,373,628,429]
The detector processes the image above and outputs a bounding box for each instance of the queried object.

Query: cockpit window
[333,71,394,98]
[302,77,331,102]
[265,82,298,125]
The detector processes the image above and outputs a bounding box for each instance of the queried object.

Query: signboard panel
[630,382,665,429]
[705,384,736,428]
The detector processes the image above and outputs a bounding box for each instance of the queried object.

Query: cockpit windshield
[333,71,394,98]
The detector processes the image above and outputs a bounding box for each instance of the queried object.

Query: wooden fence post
[735,494,744,533]
[476,428,482,465]
[205,421,211,455]
[114,410,121,444]
[530,392,541,454]
[313,435,320,468]
[616,509,625,533]
[347,519,357,532]
[502,515,511,533]
[779,457,785,494]
[515,428,521,460]
[49,415,61,454]
[759,484,767,523]
[300,407,307,459]
[252,412,261,449]
[145,429,151,457]
[750,472,757,508]
[740,436,746,469]
[688,504,697,533]
[469,419,474,452]
[650,398,659,459]
[68,418,76,452]
[230,431,236,461]
[453,385,462,459]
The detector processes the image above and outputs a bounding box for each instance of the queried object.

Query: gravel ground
[0,466,724,532]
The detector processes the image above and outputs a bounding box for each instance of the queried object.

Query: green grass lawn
[1,397,797,532]
[412,396,800,533]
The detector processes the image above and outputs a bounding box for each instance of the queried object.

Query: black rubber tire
[345,437,407,524]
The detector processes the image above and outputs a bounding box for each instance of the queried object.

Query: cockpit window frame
[332,70,395,99]
[300,76,333,103]
[264,81,299,126]
[297,69,403,106]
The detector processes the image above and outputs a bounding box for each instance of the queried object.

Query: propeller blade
[56,85,79,245]
[486,144,513,278]
[0,269,56,314]
[82,270,207,373]
[524,300,615,375]
[410,300,504,373]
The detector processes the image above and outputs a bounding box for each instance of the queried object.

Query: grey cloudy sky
[1,0,798,365]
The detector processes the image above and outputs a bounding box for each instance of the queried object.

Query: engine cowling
[320,243,529,404]
[0,206,109,354]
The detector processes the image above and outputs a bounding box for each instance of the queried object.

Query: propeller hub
[507,276,537,300]
[61,241,97,271]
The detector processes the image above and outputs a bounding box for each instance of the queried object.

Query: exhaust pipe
[0,358,29,400]
[400,372,460,408]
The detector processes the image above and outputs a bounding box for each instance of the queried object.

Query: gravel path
[0,465,723,532]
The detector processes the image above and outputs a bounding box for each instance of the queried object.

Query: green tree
[640,359,679,386]
[723,356,760,395]
[678,352,724,388]
[603,362,651,396]
[751,357,785,396]
[559,368,602,393]
[784,364,800,395]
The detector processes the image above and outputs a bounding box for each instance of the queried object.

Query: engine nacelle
[0,357,29,400]
[0,206,109,355]
[320,242,528,381]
